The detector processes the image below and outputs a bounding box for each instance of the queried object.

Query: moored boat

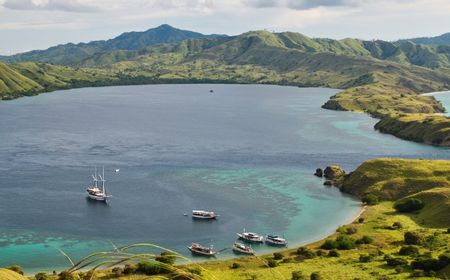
[237,229,264,243]
[86,167,111,202]
[192,210,217,219]
[265,235,287,246]
[188,243,217,256]
[232,242,254,255]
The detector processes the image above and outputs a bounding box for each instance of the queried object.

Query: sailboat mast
[102,166,105,194]
[94,167,98,187]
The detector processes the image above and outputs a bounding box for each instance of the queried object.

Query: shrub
[310,272,322,280]
[358,217,365,223]
[291,271,306,280]
[399,245,419,256]
[422,234,446,250]
[328,249,340,257]
[156,251,177,265]
[137,261,172,275]
[447,228,450,234]
[321,239,338,250]
[394,198,424,212]
[356,235,374,245]
[411,257,447,271]
[296,247,315,259]
[392,222,403,229]
[346,227,358,235]
[123,264,137,274]
[267,259,278,268]
[411,270,425,277]
[359,254,374,263]
[58,271,78,280]
[35,272,50,280]
[439,252,450,264]
[111,267,123,277]
[6,265,24,275]
[386,257,408,267]
[404,231,423,245]
[336,234,356,250]
[230,262,241,269]
[273,252,284,260]
[316,249,324,257]
[361,194,378,205]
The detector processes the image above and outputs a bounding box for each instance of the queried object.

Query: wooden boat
[188,243,217,256]
[192,210,217,219]
[232,242,254,255]
[86,167,111,202]
[237,229,264,243]
[265,235,287,246]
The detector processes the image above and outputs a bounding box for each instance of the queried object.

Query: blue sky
[0,0,449,55]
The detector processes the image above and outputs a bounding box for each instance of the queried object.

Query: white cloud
[2,0,100,12]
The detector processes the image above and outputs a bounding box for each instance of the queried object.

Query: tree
[35,272,50,280]
[404,231,423,245]
[361,194,378,205]
[394,198,424,212]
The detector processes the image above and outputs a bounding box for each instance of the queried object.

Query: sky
[0,0,449,55]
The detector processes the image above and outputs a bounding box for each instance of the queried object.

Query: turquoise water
[0,84,448,273]
[431,91,450,116]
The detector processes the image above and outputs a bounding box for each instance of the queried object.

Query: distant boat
[188,243,217,256]
[115,169,120,173]
[209,89,214,93]
[192,210,217,219]
[232,242,254,255]
[86,167,111,202]
[237,229,264,243]
[265,235,288,246]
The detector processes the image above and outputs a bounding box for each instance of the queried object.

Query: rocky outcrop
[314,168,323,177]
[324,165,345,180]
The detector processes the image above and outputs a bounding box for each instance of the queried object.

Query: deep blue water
[0,84,449,273]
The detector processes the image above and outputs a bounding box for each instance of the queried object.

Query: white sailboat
[86,167,111,202]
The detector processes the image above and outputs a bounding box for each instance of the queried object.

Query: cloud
[2,0,100,13]
[244,0,360,9]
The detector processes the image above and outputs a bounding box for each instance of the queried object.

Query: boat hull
[192,215,217,220]
[237,233,264,243]
[87,194,107,201]
[188,247,216,257]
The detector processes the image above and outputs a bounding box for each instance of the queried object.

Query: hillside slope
[1,25,225,65]
[396,32,450,45]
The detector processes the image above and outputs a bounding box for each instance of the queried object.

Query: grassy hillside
[0,62,43,98]
[341,158,450,200]
[0,269,27,280]
[396,32,450,46]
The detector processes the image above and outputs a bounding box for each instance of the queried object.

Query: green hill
[0,62,43,98]
[396,32,450,46]
[0,269,27,280]
[1,24,225,65]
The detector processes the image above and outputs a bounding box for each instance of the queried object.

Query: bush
[296,247,315,259]
[321,239,338,250]
[404,231,423,245]
[356,235,373,245]
[336,234,356,250]
[35,272,50,280]
[6,265,24,275]
[422,234,447,250]
[447,228,450,234]
[411,270,425,277]
[267,259,278,268]
[399,245,419,256]
[392,222,403,229]
[411,257,447,271]
[156,251,177,265]
[273,252,284,260]
[346,227,358,235]
[123,264,137,274]
[361,194,378,205]
[58,271,78,280]
[394,198,424,212]
[359,254,374,263]
[291,271,306,280]
[439,252,450,264]
[230,262,241,269]
[386,257,408,267]
[111,267,123,277]
[310,272,322,280]
[137,261,172,275]
[358,217,365,223]
[328,249,340,257]
[316,249,324,257]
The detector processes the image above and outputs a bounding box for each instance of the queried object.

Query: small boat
[192,210,217,219]
[237,229,264,243]
[265,235,288,246]
[188,243,216,256]
[86,167,112,202]
[115,169,120,173]
[209,89,214,93]
[232,242,254,255]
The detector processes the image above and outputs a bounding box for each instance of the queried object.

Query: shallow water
[0,84,449,273]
